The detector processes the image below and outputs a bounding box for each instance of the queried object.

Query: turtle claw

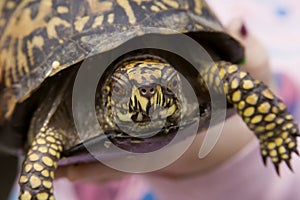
[285,160,294,172]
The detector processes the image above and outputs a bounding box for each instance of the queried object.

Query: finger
[55,162,126,183]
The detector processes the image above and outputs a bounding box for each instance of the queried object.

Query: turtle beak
[129,85,165,123]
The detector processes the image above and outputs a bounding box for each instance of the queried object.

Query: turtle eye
[111,81,126,97]
[168,75,179,92]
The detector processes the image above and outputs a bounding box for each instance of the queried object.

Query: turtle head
[98,56,184,137]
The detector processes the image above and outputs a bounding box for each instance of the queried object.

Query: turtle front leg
[19,128,63,200]
[203,61,299,174]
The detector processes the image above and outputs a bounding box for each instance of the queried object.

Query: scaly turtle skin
[0,0,298,199]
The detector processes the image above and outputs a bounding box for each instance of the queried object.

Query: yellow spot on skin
[288,142,296,149]
[270,150,277,157]
[239,71,247,79]
[230,78,239,89]
[38,146,48,153]
[227,65,238,74]
[278,146,286,154]
[265,114,276,122]
[262,89,274,99]
[19,175,28,183]
[258,102,271,114]
[251,115,262,124]
[25,164,32,173]
[272,107,279,113]
[42,156,53,167]
[50,171,54,179]
[267,142,276,149]
[238,101,245,110]
[218,68,226,79]
[28,153,39,162]
[194,0,203,14]
[50,144,58,150]
[243,107,255,117]
[262,150,267,156]
[246,94,258,105]
[49,148,57,156]
[272,157,279,162]
[6,1,16,9]
[74,16,90,32]
[266,123,276,130]
[285,114,293,120]
[255,126,265,132]
[36,192,49,200]
[278,102,286,111]
[30,175,42,188]
[232,91,241,102]
[46,136,56,143]
[41,170,49,177]
[281,132,289,139]
[37,138,46,145]
[33,163,44,171]
[223,83,228,94]
[282,154,289,159]
[243,80,254,90]
[117,0,136,24]
[43,180,52,188]
[57,6,69,14]
[267,132,274,137]
[20,190,32,200]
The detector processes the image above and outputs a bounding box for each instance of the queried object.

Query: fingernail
[240,23,248,37]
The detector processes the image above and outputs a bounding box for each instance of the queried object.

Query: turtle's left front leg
[201,61,299,174]
[19,128,64,200]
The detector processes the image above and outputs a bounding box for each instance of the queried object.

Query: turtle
[0,0,299,199]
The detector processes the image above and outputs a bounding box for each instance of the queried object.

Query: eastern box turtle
[0,0,299,200]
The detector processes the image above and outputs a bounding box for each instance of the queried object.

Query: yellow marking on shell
[230,78,239,89]
[245,94,258,105]
[33,163,44,171]
[42,156,53,167]
[19,175,28,183]
[150,5,160,12]
[227,65,238,74]
[162,0,179,8]
[117,0,136,24]
[41,170,49,177]
[87,0,113,13]
[155,1,168,10]
[242,80,254,90]
[258,102,271,114]
[232,91,241,102]
[239,71,247,79]
[6,1,16,9]
[265,113,276,122]
[237,101,245,110]
[74,16,90,32]
[36,192,49,200]
[243,107,255,117]
[92,15,104,28]
[251,115,262,124]
[26,35,45,67]
[262,89,274,100]
[107,13,114,24]
[28,153,39,162]
[57,6,69,14]
[30,175,42,188]
[43,180,52,188]
[47,16,71,38]
[194,0,203,14]
[266,123,276,130]
[25,164,32,173]
[20,190,32,200]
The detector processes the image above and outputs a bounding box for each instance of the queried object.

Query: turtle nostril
[139,85,156,98]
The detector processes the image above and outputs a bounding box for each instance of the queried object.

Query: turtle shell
[0,0,243,125]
